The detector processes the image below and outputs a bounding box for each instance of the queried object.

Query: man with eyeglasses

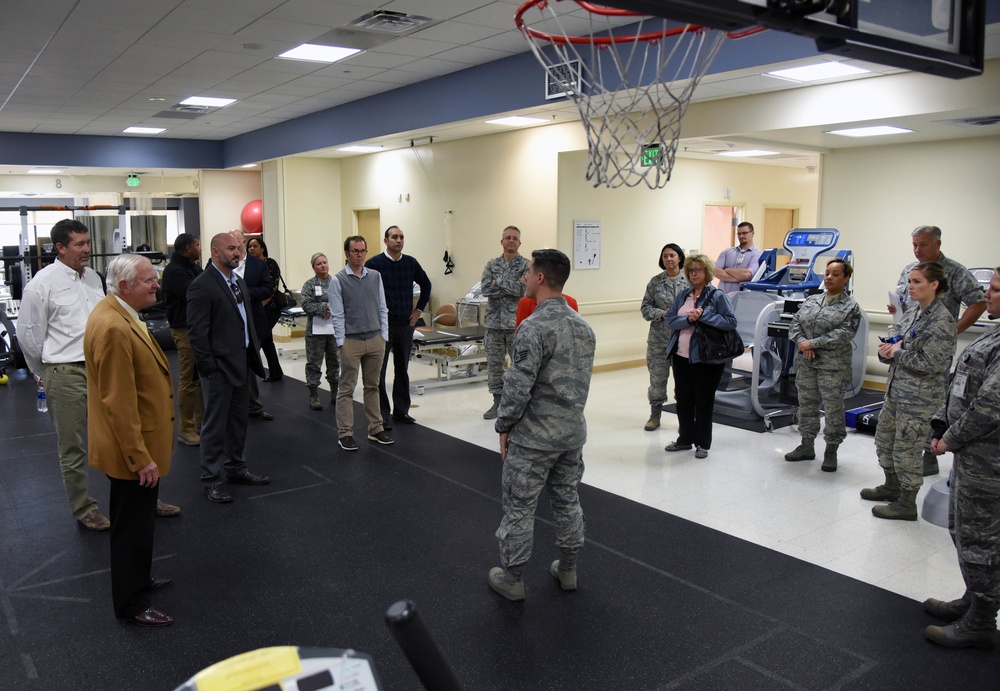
[329,236,392,451]
[187,233,271,503]
[714,221,762,294]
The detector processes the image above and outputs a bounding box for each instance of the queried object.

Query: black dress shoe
[226,470,271,485]
[204,484,234,503]
[148,577,172,591]
[264,374,284,382]
[124,607,174,627]
[392,413,417,424]
[249,410,274,421]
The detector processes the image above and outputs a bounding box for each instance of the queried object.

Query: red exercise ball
[240,199,263,234]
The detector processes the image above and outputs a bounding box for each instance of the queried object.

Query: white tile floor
[273,341,965,604]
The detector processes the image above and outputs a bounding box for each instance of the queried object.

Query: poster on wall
[573,220,601,270]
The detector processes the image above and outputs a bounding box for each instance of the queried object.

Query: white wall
[819,135,1000,313]
[338,121,587,312]
[198,169,261,262]
[263,157,342,290]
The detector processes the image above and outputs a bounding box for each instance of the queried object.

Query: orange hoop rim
[514,0,765,45]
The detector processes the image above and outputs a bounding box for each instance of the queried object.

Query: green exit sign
[641,144,662,167]
[126,175,140,187]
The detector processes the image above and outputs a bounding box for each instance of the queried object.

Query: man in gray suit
[187,233,271,503]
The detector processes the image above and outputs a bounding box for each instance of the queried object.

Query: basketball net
[516,1,731,189]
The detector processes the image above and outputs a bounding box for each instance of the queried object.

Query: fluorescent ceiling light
[338,145,383,153]
[485,116,549,126]
[826,125,913,137]
[278,44,361,63]
[180,96,236,108]
[122,127,166,134]
[240,164,258,168]
[27,168,64,174]
[766,62,869,82]
[717,149,780,158]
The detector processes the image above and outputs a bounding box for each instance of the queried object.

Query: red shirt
[516,295,579,327]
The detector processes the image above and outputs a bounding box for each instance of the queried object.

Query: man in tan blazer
[85,254,175,627]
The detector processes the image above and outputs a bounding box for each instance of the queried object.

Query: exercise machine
[714,228,868,430]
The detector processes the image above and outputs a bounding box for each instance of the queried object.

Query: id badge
[952,371,969,398]
[314,286,322,297]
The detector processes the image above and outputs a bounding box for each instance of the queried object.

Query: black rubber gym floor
[1,356,998,690]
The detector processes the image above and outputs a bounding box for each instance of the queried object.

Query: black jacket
[161,254,202,329]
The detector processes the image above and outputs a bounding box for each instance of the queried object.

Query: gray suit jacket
[186,263,265,387]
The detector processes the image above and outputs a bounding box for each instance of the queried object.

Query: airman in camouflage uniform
[300,254,340,410]
[785,259,861,471]
[481,226,530,420]
[889,225,987,476]
[641,243,689,431]
[488,249,596,602]
[863,262,956,520]
[924,268,1000,649]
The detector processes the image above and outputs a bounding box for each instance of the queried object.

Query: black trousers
[671,355,726,450]
[200,365,250,484]
[108,476,158,618]
[261,305,284,378]
[379,322,415,418]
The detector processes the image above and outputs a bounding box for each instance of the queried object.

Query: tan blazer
[85,295,174,480]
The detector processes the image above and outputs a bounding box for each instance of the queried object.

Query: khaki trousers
[43,362,98,519]
[336,335,386,437]
[170,328,204,438]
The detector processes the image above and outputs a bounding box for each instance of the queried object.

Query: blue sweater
[365,252,432,325]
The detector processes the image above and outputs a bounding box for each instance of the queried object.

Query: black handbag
[275,274,296,309]
[693,288,743,364]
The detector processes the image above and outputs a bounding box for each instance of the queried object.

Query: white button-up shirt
[18,259,105,375]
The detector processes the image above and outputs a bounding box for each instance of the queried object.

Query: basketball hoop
[515,1,762,189]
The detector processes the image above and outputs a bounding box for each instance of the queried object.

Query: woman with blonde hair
[300,253,340,411]
[663,254,738,459]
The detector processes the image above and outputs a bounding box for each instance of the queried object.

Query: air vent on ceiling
[152,104,219,120]
[348,10,435,34]
[937,115,1000,127]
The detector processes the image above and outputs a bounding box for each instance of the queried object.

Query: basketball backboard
[593,0,985,78]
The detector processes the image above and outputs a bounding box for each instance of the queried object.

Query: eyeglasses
[230,282,244,304]
[736,231,752,236]
[688,267,705,273]
[348,249,368,255]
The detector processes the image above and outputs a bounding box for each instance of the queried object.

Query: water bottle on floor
[37,380,47,412]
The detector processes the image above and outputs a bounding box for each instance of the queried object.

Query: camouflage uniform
[641,271,689,406]
[875,299,956,492]
[788,291,862,444]
[894,254,986,320]
[300,275,340,391]
[934,325,1000,601]
[481,254,530,395]
[494,297,596,570]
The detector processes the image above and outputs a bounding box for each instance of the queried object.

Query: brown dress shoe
[125,607,174,627]
[78,508,110,531]
[155,499,181,517]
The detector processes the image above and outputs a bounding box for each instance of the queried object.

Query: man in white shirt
[18,219,110,530]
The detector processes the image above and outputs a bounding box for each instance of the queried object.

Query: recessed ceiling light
[766,62,869,82]
[278,44,361,63]
[485,116,549,126]
[27,168,64,174]
[338,145,383,153]
[122,127,166,135]
[717,149,780,157]
[240,163,258,169]
[180,96,236,108]
[825,125,913,137]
